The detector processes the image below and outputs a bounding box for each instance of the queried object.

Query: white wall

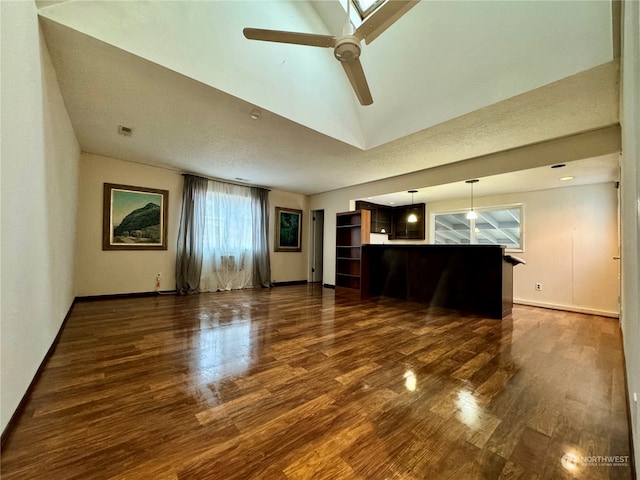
[75,153,308,296]
[1,2,81,432]
[427,184,619,316]
[620,0,640,475]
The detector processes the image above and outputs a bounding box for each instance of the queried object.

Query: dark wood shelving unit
[335,210,370,293]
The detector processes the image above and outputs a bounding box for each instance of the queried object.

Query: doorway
[311,210,324,283]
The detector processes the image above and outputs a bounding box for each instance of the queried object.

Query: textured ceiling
[361,153,620,206]
[37,0,619,196]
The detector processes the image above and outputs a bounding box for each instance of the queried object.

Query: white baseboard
[514,299,620,318]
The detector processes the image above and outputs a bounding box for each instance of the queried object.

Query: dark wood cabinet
[355,200,425,240]
[335,210,370,293]
[390,204,425,240]
[355,200,391,235]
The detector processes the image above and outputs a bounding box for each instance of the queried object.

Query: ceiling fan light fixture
[334,37,361,61]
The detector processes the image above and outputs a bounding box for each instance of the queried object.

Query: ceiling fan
[243,0,419,106]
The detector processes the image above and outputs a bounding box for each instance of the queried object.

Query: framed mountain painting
[102,183,168,250]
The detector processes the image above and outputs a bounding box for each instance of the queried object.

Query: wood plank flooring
[1,284,633,479]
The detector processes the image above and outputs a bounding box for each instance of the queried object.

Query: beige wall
[427,183,620,316]
[75,153,183,296]
[75,154,308,296]
[268,189,309,284]
[1,2,81,432]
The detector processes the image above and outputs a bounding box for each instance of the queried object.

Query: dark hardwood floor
[1,284,632,479]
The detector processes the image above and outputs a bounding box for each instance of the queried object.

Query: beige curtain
[175,175,207,294]
[251,187,271,288]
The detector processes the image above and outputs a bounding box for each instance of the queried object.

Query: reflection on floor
[1,284,633,479]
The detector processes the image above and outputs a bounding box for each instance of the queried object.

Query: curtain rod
[182,172,271,191]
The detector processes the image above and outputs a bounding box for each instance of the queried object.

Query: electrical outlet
[535,283,542,291]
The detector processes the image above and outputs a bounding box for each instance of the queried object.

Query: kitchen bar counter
[361,244,522,319]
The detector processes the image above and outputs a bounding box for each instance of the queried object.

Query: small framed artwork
[275,207,302,252]
[103,183,168,250]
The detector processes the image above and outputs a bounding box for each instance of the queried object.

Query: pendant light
[465,179,479,220]
[407,190,418,223]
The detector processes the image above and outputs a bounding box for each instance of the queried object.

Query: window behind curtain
[200,181,255,291]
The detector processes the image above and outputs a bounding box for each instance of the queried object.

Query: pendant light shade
[465,179,479,220]
[407,190,418,223]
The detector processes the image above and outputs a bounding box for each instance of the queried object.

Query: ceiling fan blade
[355,0,419,45]
[341,59,373,106]
[243,28,336,48]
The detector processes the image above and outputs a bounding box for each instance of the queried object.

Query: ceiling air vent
[118,125,133,137]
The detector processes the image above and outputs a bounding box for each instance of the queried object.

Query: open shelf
[335,210,370,294]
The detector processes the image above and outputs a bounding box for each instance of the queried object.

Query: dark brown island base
[361,244,525,319]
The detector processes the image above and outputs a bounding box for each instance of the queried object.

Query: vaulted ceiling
[37,0,620,197]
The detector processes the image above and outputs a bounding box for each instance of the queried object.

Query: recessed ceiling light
[389,201,395,205]
[250,108,261,120]
[560,176,574,181]
[551,164,566,169]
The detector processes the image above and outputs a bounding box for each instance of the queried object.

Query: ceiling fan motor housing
[334,36,361,62]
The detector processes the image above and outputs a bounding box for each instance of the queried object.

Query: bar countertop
[361,244,521,319]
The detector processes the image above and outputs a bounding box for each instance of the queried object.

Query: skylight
[352,0,386,20]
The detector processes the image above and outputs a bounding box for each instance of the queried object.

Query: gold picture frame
[274,207,302,252]
[103,183,168,250]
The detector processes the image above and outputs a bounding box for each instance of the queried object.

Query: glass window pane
[434,212,471,245]
[476,208,521,249]
[433,205,522,251]
[352,0,386,19]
